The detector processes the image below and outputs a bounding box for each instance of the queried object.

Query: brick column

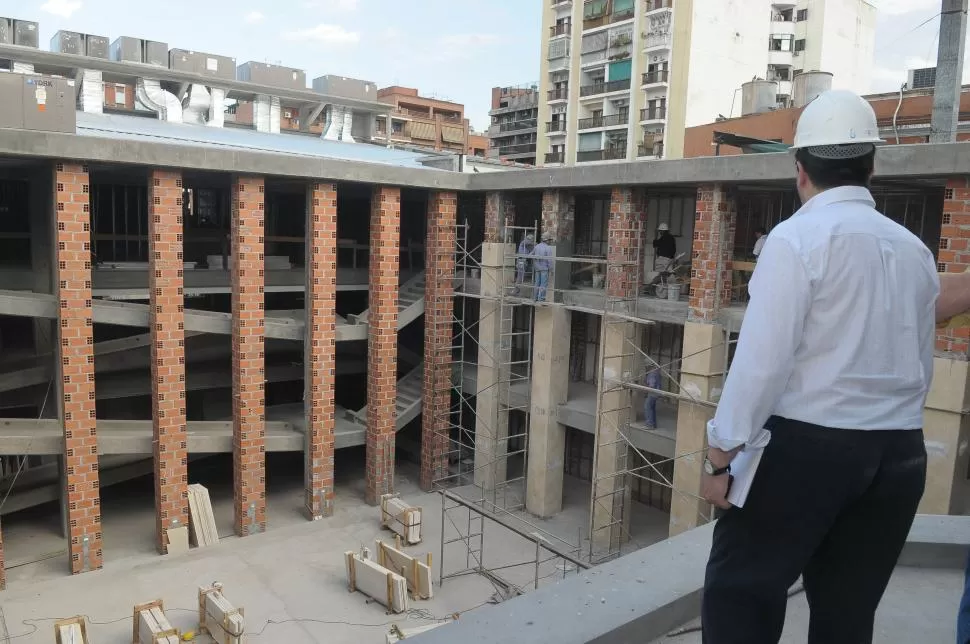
[305,182,337,519]
[55,162,103,574]
[149,170,189,554]
[366,186,401,505]
[937,178,970,355]
[484,191,514,243]
[231,176,266,536]
[541,190,575,293]
[421,192,457,491]
[606,187,641,299]
[688,184,737,322]
[670,184,735,536]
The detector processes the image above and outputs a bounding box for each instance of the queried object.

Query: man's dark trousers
[702,417,927,644]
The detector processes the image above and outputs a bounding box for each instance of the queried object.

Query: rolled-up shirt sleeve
[707,236,812,451]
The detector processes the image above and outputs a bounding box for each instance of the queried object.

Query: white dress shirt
[708,186,940,451]
[753,235,766,258]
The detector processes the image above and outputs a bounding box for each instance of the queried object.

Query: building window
[769,35,793,52]
[793,68,803,77]
[114,84,126,106]
[392,121,404,134]
[794,39,806,52]
[796,8,808,21]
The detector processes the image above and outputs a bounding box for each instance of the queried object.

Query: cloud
[302,0,358,10]
[873,0,941,15]
[244,10,265,24]
[40,0,82,17]
[282,23,360,46]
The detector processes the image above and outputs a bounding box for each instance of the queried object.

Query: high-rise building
[487,84,540,165]
[375,86,472,154]
[536,0,876,166]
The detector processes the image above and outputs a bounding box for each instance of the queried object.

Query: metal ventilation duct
[207,88,225,128]
[79,69,104,114]
[322,104,342,141]
[11,62,34,74]
[135,78,183,123]
[341,108,355,143]
[182,84,210,125]
[253,94,280,133]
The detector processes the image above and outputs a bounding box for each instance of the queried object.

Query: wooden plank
[345,551,409,613]
[376,540,433,599]
[188,484,219,547]
[187,488,205,547]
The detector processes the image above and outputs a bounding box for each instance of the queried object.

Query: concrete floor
[652,566,963,644]
[0,453,671,642]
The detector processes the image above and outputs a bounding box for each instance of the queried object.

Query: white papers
[727,445,765,508]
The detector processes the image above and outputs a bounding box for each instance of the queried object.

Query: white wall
[817,0,876,94]
[684,0,771,127]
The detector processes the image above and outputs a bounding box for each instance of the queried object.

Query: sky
[16,0,970,131]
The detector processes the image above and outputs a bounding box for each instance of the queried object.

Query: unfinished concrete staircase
[343,362,424,431]
[348,271,426,330]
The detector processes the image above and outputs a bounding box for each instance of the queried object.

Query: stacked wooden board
[198,584,245,644]
[132,600,179,643]
[345,550,409,613]
[386,621,451,642]
[380,494,422,545]
[375,540,433,600]
[187,484,219,548]
[54,616,89,644]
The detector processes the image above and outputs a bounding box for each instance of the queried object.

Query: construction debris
[54,616,89,644]
[386,621,452,642]
[375,539,433,600]
[187,484,219,548]
[345,550,410,614]
[198,583,244,644]
[132,599,179,643]
[380,494,422,544]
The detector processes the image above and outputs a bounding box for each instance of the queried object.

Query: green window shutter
[608,59,632,81]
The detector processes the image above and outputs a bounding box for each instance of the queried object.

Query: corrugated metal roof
[75,112,437,168]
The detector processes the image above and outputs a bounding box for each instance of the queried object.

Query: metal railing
[545,151,565,164]
[638,142,664,157]
[640,107,667,121]
[546,120,567,132]
[644,31,672,48]
[580,78,631,97]
[642,70,669,84]
[578,113,629,129]
[612,8,635,21]
[548,87,569,101]
[497,143,537,155]
[576,145,627,162]
[551,23,572,37]
[497,119,538,133]
[645,0,672,10]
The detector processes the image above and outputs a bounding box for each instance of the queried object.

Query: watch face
[703,459,714,475]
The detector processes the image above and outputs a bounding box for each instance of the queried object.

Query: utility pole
[930,0,969,143]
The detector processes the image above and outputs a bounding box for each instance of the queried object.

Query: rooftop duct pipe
[253,94,280,133]
[11,62,34,74]
[79,69,104,114]
[341,108,355,143]
[322,104,343,141]
[182,84,210,125]
[207,88,226,128]
[136,78,183,123]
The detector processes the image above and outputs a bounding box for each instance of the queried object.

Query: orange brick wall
[305,182,338,518]
[149,170,189,554]
[231,176,266,535]
[542,190,576,242]
[937,177,970,355]
[484,192,513,243]
[689,184,737,322]
[366,186,401,504]
[607,188,640,299]
[421,192,457,490]
[55,161,103,574]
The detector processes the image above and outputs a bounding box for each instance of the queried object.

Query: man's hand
[701,446,742,510]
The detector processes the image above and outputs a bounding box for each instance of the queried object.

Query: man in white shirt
[700,90,939,643]
[752,227,767,259]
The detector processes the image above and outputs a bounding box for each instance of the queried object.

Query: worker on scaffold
[532,232,554,302]
[513,233,534,296]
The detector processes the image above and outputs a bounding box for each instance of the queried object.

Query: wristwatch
[703,458,731,476]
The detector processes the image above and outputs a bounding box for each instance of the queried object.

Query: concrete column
[365,186,400,505]
[421,191,457,491]
[484,191,513,244]
[527,306,570,517]
[921,357,970,514]
[231,175,266,536]
[304,182,337,519]
[54,161,103,574]
[589,188,640,559]
[541,189,575,294]
[930,0,968,143]
[148,170,189,554]
[29,167,54,356]
[669,184,736,537]
[474,242,511,490]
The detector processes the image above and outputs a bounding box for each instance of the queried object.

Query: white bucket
[667,284,682,301]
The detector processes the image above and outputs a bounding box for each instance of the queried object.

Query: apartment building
[536,0,875,166]
[375,86,471,153]
[488,84,540,165]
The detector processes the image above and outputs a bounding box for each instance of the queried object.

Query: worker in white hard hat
[532,231,555,302]
[652,222,676,273]
[700,89,939,643]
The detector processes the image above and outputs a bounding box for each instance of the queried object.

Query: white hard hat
[541,231,553,242]
[525,233,535,242]
[658,223,669,232]
[792,89,883,158]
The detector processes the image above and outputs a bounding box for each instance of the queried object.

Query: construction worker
[532,232,554,302]
[653,222,676,273]
[753,226,768,259]
[700,90,938,643]
[642,366,661,429]
[513,233,535,295]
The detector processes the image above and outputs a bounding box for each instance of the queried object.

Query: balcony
[579,78,631,97]
[638,133,664,157]
[552,0,572,5]
[496,119,538,133]
[496,142,537,156]
[547,87,569,102]
[546,120,567,133]
[577,113,629,129]
[550,23,572,37]
[612,7,635,21]
[583,0,610,29]
[577,144,627,162]
[645,0,672,10]
[640,107,667,122]
[642,70,669,85]
[643,31,672,49]
[545,151,565,164]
